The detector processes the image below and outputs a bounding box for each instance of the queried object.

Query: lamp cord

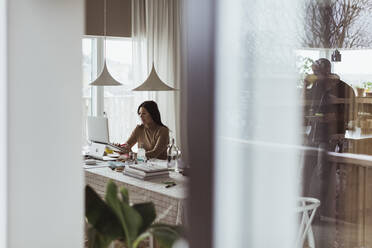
[150,2,155,71]
[103,0,107,61]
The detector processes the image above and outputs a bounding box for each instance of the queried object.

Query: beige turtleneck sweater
[125,124,169,160]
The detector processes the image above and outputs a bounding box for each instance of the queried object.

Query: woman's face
[138,107,154,125]
[312,63,319,75]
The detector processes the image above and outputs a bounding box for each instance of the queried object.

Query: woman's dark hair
[137,101,167,128]
[314,58,331,75]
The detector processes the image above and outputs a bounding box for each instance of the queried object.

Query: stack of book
[123,163,169,180]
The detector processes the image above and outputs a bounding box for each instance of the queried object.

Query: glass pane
[299,1,372,248]
[104,38,140,144]
[333,50,372,89]
[214,0,372,247]
[82,38,94,144]
[214,0,301,247]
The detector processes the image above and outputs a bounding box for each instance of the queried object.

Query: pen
[165,183,176,188]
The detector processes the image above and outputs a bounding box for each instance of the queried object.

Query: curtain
[132,0,182,146]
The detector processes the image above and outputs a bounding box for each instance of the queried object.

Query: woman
[302,58,355,225]
[120,101,169,160]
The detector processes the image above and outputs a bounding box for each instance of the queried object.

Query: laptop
[86,142,117,161]
[87,116,127,153]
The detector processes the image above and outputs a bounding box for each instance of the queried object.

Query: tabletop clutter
[84,138,188,182]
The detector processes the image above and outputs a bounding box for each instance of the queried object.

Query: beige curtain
[132,0,182,146]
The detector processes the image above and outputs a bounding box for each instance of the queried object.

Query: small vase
[356,88,365,97]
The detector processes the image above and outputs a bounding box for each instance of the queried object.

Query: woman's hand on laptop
[113,143,127,148]
[112,143,130,154]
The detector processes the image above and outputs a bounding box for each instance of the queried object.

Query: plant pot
[356,88,365,97]
[366,91,372,97]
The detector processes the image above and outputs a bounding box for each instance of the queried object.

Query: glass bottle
[167,138,178,170]
[137,143,146,162]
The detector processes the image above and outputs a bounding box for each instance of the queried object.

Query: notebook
[128,163,169,173]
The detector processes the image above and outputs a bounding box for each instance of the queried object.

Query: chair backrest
[295,197,320,248]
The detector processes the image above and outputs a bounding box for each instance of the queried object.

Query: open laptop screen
[86,116,127,153]
[87,116,110,143]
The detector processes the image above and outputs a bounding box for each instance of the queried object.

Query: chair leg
[307,226,315,248]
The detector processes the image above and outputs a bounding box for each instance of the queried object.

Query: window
[82,37,148,147]
[333,49,372,88]
[211,0,372,247]
[82,38,96,144]
[103,38,137,143]
[296,48,372,89]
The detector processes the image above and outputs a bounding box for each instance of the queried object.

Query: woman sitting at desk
[120,101,169,160]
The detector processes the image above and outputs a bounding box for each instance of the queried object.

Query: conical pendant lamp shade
[90,61,122,86]
[132,64,176,91]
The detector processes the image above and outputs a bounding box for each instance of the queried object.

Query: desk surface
[85,166,188,225]
[85,166,188,200]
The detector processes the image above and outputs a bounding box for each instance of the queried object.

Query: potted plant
[85,180,183,248]
[296,56,315,89]
[355,86,365,97]
[363,81,372,96]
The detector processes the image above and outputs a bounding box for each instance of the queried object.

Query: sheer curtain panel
[132,0,182,145]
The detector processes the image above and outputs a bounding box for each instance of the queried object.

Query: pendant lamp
[331,49,341,62]
[132,12,176,91]
[90,0,121,86]
[132,63,176,91]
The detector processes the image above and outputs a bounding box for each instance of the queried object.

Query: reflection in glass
[213,0,372,247]
[300,1,372,247]
[303,0,372,49]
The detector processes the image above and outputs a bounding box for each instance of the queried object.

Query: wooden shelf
[302,97,372,105]
[355,97,372,104]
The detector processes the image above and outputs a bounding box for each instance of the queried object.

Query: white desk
[85,167,187,225]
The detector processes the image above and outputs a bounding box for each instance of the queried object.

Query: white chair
[295,197,320,248]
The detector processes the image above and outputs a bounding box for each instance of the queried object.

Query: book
[123,170,169,180]
[128,163,168,173]
[124,167,169,177]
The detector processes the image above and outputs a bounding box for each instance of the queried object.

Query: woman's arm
[145,128,169,159]
[122,126,140,152]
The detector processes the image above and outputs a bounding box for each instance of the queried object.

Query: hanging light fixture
[331,49,341,62]
[90,0,121,86]
[132,10,176,91]
[132,63,176,91]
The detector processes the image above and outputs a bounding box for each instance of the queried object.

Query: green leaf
[133,202,156,234]
[150,224,183,248]
[120,186,129,204]
[151,223,185,235]
[105,181,143,247]
[86,226,113,248]
[132,231,152,248]
[85,185,123,239]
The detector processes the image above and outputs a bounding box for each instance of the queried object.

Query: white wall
[7,1,83,247]
[0,0,7,247]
